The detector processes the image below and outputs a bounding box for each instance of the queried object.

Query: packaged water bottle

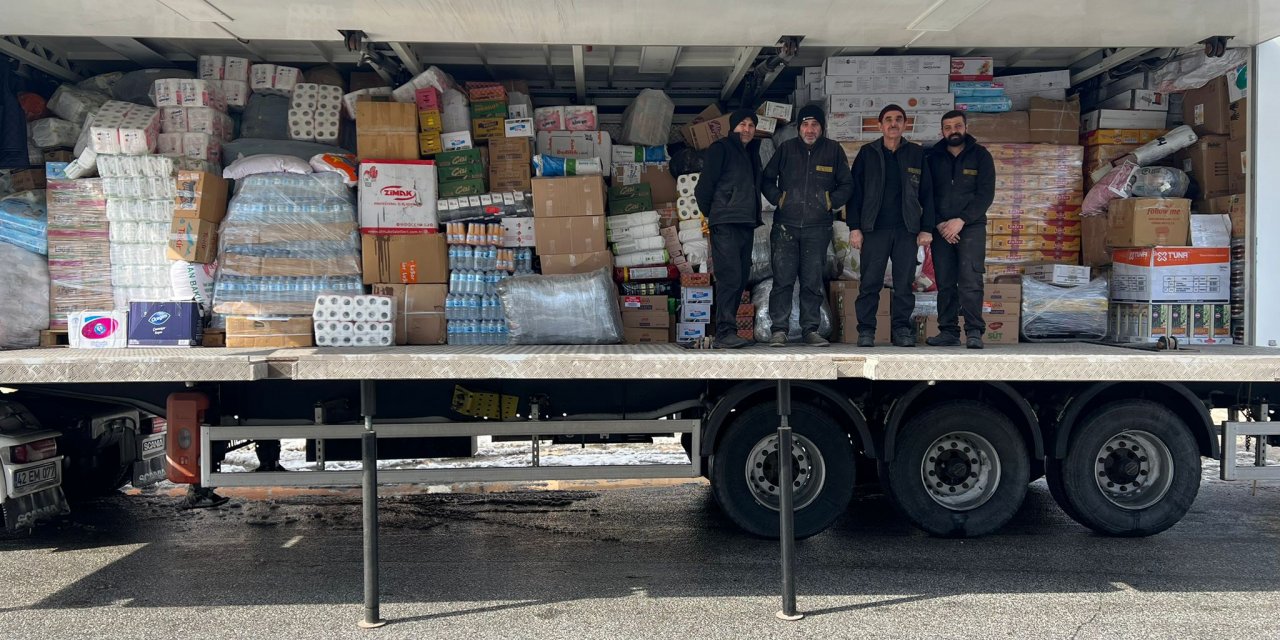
[445,294,456,321]
[448,245,458,270]
[447,321,458,344]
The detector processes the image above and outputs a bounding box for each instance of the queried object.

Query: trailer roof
[0,343,1276,384]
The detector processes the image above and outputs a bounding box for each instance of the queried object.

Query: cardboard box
[414,87,441,112]
[608,195,655,215]
[999,70,1072,93]
[1100,72,1153,99]
[531,176,607,218]
[500,217,536,247]
[622,309,671,329]
[623,327,670,344]
[683,114,733,151]
[680,302,713,323]
[489,137,532,162]
[173,171,228,223]
[226,316,314,348]
[356,102,418,160]
[1199,194,1246,239]
[534,215,606,255]
[621,295,669,312]
[675,322,707,343]
[1110,247,1230,302]
[1082,109,1169,132]
[470,100,508,119]
[370,283,447,345]
[825,75,949,95]
[441,131,473,151]
[923,315,1019,345]
[964,112,1030,144]
[1227,136,1247,194]
[437,162,485,182]
[681,287,713,304]
[1179,136,1231,199]
[825,93,956,113]
[1229,98,1247,141]
[1083,129,1166,146]
[756,101,794,122]
[1183,76,1231,136]
[358,160,438,234]
[679,104,724,145]
[988,235,1082,251]
[539,251,613,275]
[950,56,994,81]
[437,179,487,197]
[534,131,614,170]
[611,164,678,205]
[1025,264,1092,286]
[127,301,202,347]
[825,54,949,77]
[418,133,442,156]
[1107,198,1190,247]
[1191,214,1231,247]
[503,118,534,138]
[9,168,45,192]
[1028,97,1081,145]
[1099,90,1169,112]
[471,117,505,141]
[361,233,449,284]
[435,148,483,167]
[168,217,218,263]
[418,110,443,132]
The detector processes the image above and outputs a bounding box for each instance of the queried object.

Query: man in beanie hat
[847,104,936,348]
[761,104,853,347]
[696,109,763,348]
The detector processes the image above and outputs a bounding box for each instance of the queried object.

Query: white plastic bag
[47,85,111,125]
[170,260,218,315]
[29,118,79,149]
[441,88,470,134]
[0,243,51,349]
[621,89,675,147]
[1151,49,1249,94]
[223,154,312,180]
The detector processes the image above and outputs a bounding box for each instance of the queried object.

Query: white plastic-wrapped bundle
[47,85,110,125]
[1131,125,1198,166]
[312,295,395,346]
[170,260,218,315]
[0,243,50,349]
[620,89,675,147]
[441,88,470,133]
[498,268,624,345]
[751,278,833,343]
[607,222,661,243]
[30,118,79,149]
[392,66,458,103]
[606,210,660,229]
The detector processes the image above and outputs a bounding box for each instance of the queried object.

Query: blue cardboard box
[127,301,203,347]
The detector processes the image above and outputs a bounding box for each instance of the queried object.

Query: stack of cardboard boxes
[435,149,487,198]
[489,137,532,193]
[676,284,713,343]
[531,176,612,276]
[620,294,671,344]
[984,143,1085,280]
[168,170,226,264]
[467,82,507,143]
[416,87,444,157]
[356,101,418,160]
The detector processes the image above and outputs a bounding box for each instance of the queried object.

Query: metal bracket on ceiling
[740,35,803,108]
[340,30,405,86]
[0,35,81,82]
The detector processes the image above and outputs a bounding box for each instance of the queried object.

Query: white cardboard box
[535,130,613,172]
[1099,90,1169,112]
[1191,214,1231,247]
[825,75,950,95]
[1008,90,1067,111]
[680,302,713,323]
[358,160,439,234]
[501,218,536,247]
[1025,264,1092,287]
[504,118,535,138]
[675,322,706,342]
[757,101,794,122]
[681,287,713,304]
[1110,247,1230,302]
[825,55,950,77]
[826,93,956,113]
[998,70,1072,93]
[441,131,473,150]
[1082,109,1169,132]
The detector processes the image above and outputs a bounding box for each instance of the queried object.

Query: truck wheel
[710,402,854,539]
[1054,400,1200,537]
[882,401,1029,537]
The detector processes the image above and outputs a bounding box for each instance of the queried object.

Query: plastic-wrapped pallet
[751,278,833,342]
[0,190,48,255]
[213,172,362,317]
[29,118,79,149]
[1020,276,1108,342]
[0,242,51,349]
[620,89,675,147]
[47,85,110,125]
[498,268,624,345]
[46,178,114,329]
[984,144,1085,271]
[99,155,180,310]
[313,295,395,347]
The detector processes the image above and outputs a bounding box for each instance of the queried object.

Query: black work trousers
[710,223,755,340]
[769,222,832,336]
[855,227,919,336]
[931,223,987,337]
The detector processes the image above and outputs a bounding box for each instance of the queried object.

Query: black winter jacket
[761,137,853,228]
[847,138,935,234]
[0,65,29,169]
[695,136,763,226]
[926,134,996,225]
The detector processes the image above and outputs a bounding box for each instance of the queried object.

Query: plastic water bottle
[445,294,456,321]
[447,321,458,344]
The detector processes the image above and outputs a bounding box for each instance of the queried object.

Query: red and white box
[358,160,440,234]
[1111,247,1230,303]
[534,106,565,132]
[950,57,995,81]
[565,105,598,131]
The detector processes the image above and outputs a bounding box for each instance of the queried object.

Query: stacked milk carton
[289,83,343,144]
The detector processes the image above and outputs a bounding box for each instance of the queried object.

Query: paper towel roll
[678,218,703,232]
[678,227,705,243]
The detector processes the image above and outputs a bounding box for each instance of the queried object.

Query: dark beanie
[797,104,825,129]
[729,109,758,130]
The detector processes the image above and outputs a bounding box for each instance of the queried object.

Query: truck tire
[1054,400,1200,537]
[710,402,854,539]
[882,401,1030,537]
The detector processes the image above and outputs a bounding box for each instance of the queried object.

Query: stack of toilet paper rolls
[289,83,343,144]
[313,295,395,347]
[250,64,301,97]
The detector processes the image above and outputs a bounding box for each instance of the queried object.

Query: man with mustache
[847,104,935,347]
[924,110,996,349]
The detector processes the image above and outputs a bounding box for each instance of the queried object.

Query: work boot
[769,331,788,347]
[184,485,230,509]
[966,334,985,350]
[713,334,751,349]
[857,333,875,347]
[803,332,830,347]
[892,329,916,347]
[925,332,961,347]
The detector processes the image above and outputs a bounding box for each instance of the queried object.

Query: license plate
[13,461,59,492]
[140,433,166,459]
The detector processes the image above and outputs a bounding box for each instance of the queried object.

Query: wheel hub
[1094,430,1174,510]
[745,433,827,511]
[920,431,1001,511]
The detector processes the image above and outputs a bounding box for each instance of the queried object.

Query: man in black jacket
[925,110,996,350]
[696,109,763,349]
[761,104,853,347]
[847,104,935,348]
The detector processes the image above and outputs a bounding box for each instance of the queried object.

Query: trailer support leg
[776,379,803,621]
[358,380,387,629]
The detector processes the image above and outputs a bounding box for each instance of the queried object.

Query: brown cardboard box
[361,233,449,284]
[174,171,229,223]
[488,137,532,162]
[964,112,1030,144]
[1082,129,1166,146]
[9,168,45,192]
[356,101,419,160]
[1227,136,1247,194]
[43,149,74,163]
[684,114,733,151]
[1183,76,1231,136]
[985,282,1022,303]
[1107,198,1191,247]
[534,216,606,255]
[620,295,668,311]
[370,284,447,345]
[167,217,218,263]
[1201,194,1247,239]
[531,176,607,218]
[922,315,1019,345]
[225,316,314,348]
[679,104,723,146]
[1229,98,1247,141]
[622,310,671,329]
[612,163,679,205]
[623,327,671,344]
[219,254,358,277]
[1180,136,1231,199]
[1028,97,1081,145]
[1084,145,1139,166]
[1082,214,1110,267]
[540,251,613,275]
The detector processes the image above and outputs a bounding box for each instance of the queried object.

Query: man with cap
[696,109,763,349]
[847,104,935,348]
[761,104,854,347]
[925,110,996,349]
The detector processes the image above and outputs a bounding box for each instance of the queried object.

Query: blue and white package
[956,97,1014,113]
[533,154,603,177]
[127,301,202,347]
[949,81,1006,98]
[0,190,48,255]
